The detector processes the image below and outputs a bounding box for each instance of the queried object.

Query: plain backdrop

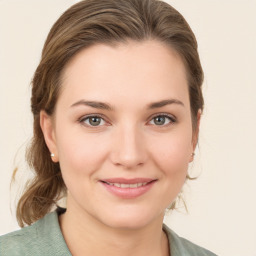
[0,1,256,255]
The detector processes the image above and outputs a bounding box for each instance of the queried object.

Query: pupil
[89,117,101,126]
[155,116,165,125]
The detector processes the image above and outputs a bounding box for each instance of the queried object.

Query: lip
[101,178,155,184]
[99,178,157,199]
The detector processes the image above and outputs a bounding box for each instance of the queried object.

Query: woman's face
[41,40,198,229]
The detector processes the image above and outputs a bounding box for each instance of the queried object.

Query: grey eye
[149,115,174,126]
[153,116,167,125]
[82,116,106,126]
[89,117,101,126]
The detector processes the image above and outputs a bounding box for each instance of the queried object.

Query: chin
[104,216,152,230]
[99,206,163,230]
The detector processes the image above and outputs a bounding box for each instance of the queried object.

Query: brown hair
[15,0,204,227]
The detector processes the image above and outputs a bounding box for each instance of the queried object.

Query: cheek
[146,131,193,208]
[149,130,193,175]
[56,129,109,179]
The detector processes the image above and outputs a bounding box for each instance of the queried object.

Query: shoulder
[0,224,37,256]
[163,224,218,256]
[0,210,71,256]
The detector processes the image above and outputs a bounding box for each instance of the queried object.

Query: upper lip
[100,178,157,184]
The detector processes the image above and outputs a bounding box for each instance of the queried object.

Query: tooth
[106,182,150,188]
[120,184,130,188]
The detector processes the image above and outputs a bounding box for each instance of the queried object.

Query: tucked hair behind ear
[14,0,204,227]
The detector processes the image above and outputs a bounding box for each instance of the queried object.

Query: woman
[0,0,217,255]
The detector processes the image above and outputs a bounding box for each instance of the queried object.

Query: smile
[104,182,149,188]
[100,178,157,199]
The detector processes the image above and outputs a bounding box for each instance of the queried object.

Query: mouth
[99,178,157,199]
[101,180,154,188]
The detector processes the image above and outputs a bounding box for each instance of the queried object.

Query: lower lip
[100,181,156,199]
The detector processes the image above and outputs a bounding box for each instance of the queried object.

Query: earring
[51,153,55,157]
[191,152,195,157]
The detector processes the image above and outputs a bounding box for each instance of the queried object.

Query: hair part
[14,0,204,227]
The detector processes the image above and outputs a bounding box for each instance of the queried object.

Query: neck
[59,202,169,256]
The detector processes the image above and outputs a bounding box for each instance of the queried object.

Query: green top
[0,209,217,256]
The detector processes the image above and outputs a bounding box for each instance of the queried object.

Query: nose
[110,124,147,169]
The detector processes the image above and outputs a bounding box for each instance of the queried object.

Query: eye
[80,115,106,127]
[149,114,176,126]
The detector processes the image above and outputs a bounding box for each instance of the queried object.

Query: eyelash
[78,113,176,128]
[149,113,176,126]
[79,114,108,127]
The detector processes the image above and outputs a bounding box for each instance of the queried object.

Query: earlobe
[40,111,59,162]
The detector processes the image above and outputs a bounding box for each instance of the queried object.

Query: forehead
[59,40,189,109]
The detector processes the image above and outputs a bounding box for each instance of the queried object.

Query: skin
[41,40,200,256]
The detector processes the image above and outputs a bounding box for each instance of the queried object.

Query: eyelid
[148,113,176,125]
[78,113,110,127]
[78,112,176,127]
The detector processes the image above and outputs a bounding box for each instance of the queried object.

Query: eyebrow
[147,99,184,109]
[71,100,114,111]
[70,99,184,110]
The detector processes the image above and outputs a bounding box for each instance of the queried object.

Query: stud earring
[191,152,195,157]
[51,153,55,157]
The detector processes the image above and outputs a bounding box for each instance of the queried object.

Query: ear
[40,111,59,163]
[190,109,202,162]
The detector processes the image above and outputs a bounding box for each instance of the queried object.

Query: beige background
[0,1,256,255]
